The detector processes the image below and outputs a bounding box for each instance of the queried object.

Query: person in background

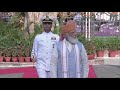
[73,12,82,33]
[110,12,118,22]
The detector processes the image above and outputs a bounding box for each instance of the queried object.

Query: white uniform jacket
[31,31,59,71]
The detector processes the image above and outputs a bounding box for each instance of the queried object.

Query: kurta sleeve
[31,36,38,60]
[80,44,89,78]
[50,42,58,78]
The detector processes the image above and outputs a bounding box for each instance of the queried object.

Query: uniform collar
[42,31,53,35]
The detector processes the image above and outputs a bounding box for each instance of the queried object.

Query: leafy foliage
[9,12,24,29]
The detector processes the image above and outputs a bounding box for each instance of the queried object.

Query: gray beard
[66,35,78,44]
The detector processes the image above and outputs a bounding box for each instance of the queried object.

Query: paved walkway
[1,65,120,78]
[93,65,120,78]
[0,57,120,78]
[0,73,23,78]
[89,57,120,65]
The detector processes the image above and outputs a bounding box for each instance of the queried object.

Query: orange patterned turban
[62,20,76,34]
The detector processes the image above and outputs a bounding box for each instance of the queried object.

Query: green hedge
[0,20,46,57]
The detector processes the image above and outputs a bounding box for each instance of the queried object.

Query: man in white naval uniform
[31,16,59,78]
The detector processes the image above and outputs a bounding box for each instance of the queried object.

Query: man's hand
[31,55,36,68]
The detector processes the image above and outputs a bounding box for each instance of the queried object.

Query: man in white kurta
[51,20,89,78]
[31,16,59,78]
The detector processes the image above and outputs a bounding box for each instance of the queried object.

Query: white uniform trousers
[36,68,50,78]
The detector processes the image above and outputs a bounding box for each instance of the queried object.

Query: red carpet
[0,65,96,78]
[0,67,38,78]
[88,65,97,78]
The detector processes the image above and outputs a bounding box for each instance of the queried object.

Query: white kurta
[31,31,59,77]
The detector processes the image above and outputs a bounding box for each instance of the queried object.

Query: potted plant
[4,48,12,62]
[108,36,119,57]
[87,49,95,60]
[24,47,31,62]
[93,37,107,57]
[85,40,96,60]
[17,50,25,62]
[11,48,18,62]
[17,45,25,62]
[0,48,4,62]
